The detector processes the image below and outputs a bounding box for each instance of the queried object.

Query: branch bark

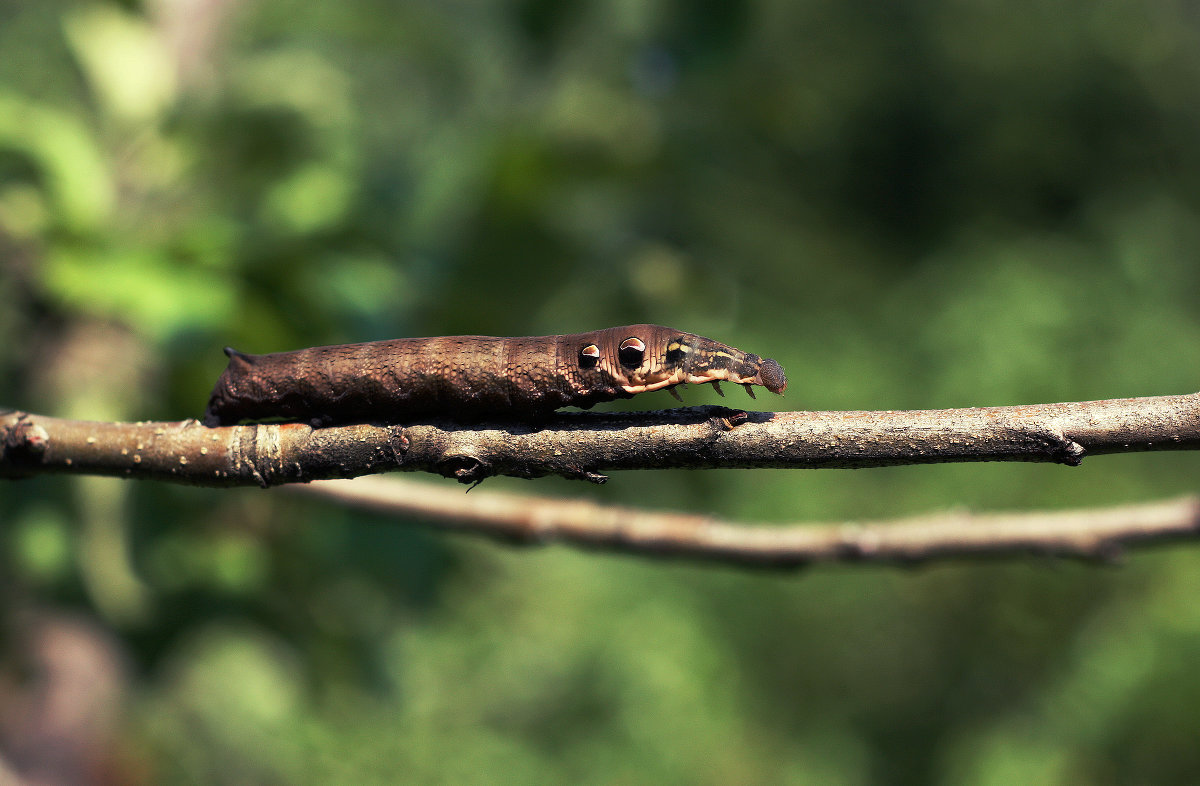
[2,391,1199,486]
[291,477,1200,567]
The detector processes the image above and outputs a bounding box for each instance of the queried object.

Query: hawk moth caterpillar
[202,324,787,427]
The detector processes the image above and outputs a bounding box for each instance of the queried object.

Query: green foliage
[3,0,1200,783]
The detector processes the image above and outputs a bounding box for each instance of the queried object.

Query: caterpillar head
[577,325,787,400]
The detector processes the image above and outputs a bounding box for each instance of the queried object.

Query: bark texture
[3,391,1199,487]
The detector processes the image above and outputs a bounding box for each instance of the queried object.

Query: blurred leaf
[0,91,113,232]
[42,245,236,340]
[12,503,73,583]
[63,5,178,123]
[263,163,355,233]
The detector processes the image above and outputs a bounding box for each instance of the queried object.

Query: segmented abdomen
[203,335,617,426]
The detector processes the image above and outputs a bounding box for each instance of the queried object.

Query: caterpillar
[202,324,787,427]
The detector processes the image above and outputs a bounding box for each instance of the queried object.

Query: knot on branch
[3,416,51,475]
[439,453,491,485]
[387,429,411,464]
[5,417,49,457]
[228,424,285,488]
[709,409,750,432]
[1040,428,1087,466]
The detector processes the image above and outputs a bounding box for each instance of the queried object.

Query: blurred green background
[3,0,1200,783]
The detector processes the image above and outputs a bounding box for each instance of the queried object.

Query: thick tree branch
[2,391,1199,486]
[292,477,1200,567]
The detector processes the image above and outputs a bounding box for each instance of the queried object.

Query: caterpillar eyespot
[202,324,787,427]
[579,344,601,369]
[618,337,646,368]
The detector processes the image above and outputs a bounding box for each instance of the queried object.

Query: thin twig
[291,477,1200,567]
[2,391,1199,486]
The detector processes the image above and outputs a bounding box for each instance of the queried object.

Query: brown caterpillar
[202,324,787,427]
